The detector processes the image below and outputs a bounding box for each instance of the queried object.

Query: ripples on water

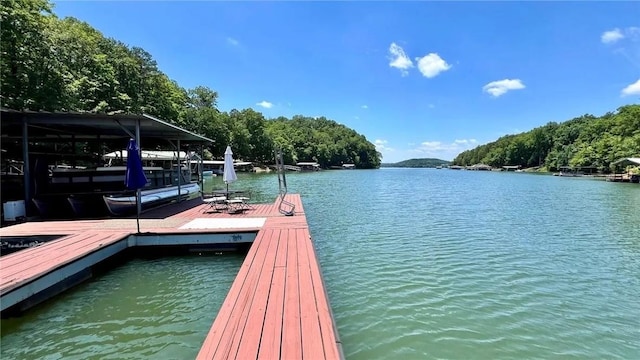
[1,170,639,359]
[298,169,640,359]
[1,255,243,359]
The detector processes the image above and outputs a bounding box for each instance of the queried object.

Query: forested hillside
[381,158,451,168]
[0,0,380,168]
[452,105,640,172]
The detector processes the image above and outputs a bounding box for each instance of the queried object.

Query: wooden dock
[605,173,640,183]
[0,194,343,359]
[196,209,342,359]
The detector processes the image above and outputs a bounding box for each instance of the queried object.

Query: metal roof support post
[135,120,142,219]
[165,139,180,192]
[22,116,31,217]
[71,135,76,168]
[177,139,182,201]
[199,143,204,189]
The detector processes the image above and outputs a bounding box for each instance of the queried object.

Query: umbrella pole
[136,189,141,233]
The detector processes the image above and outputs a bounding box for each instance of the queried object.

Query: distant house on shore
[557,165,598,175]
[296,162,321,171]
[502,165,521,172]
[608,157,640,183]
[467,164,492,171]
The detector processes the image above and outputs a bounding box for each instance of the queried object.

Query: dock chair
[202,196,227,213]
[232,191,253,211]
[225,198,246,214]
[225,191,253,214]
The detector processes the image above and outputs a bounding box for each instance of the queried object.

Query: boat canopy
[296,162,320,166]
[612,157,640,167]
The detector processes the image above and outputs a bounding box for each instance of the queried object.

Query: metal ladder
[275,148,295,216]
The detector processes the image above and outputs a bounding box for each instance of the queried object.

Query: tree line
[0,0,381,168]
[381,158,451,168]
[452,105,640,172]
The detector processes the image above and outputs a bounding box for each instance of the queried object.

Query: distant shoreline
[381,158,451,168]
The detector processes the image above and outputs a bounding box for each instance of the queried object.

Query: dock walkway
[0,194,343,359]
[196,202,343,360]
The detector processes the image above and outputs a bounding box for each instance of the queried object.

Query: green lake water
[2,169,639,359]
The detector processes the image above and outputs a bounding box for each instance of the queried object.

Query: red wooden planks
[196,228,272,359]
[1,231,128,294]
[197,194,342,360]
[167,202,278,220]
[280,229,302,360]
[297,228,326,359]
[300,227,342,360]
[234,229,281,359]
[257,233,288,359]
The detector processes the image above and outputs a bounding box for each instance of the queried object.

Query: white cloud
[408,138,479,160]
[388,42,413,76]
[454,139,478,145]
[227,37,240,46]
[601,27,640,44]
[605,27,640,68]
[382,138,480,162]
[256,101,273,108]
[415,53,452,78]
[621,78,640,96]
[627,27,640,39]
[361,105,368,109]
[483,79,525,97]
[420,141,443,149]
[601,28,624,44]
[375,139,394,152]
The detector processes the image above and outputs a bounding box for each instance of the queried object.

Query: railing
[275,149,295,216]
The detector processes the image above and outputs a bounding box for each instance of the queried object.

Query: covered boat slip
[0,194,343,359]
[607,157,640,183]
[0,109,213,220]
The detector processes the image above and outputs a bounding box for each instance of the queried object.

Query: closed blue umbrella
[125,139,148,190]
[125,139,147,232]
[223,145,237,195]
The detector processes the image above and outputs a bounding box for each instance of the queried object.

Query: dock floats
[0,194,344,359]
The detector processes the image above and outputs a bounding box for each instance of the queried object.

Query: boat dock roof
[612,157,640,166]
[0,109,214,143]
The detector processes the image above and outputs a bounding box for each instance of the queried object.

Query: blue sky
[53,1,639,162]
